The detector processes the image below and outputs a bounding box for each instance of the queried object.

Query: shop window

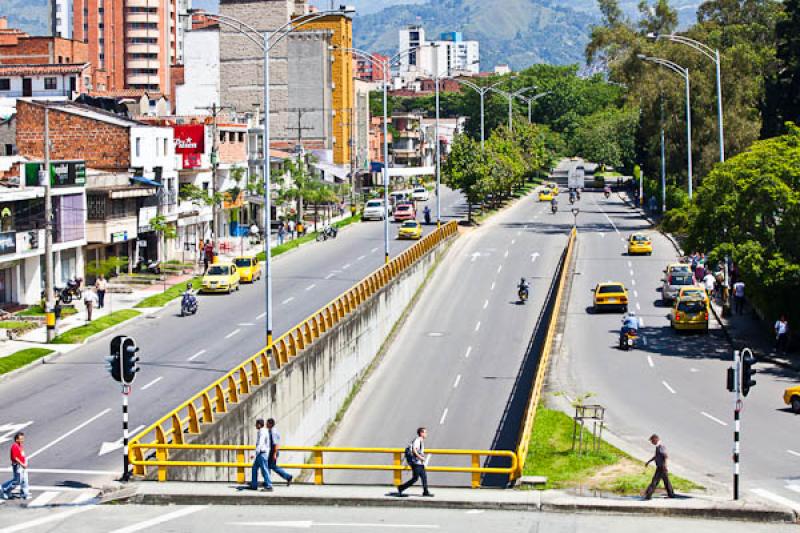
[0,79,9,91]
[87,194,106,220]
[44,77,57,90]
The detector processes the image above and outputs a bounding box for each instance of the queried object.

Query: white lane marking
[662,381,676,394]
[28,408,111,460]
[0,506,95,532]
[511,239,517,245]
[188,349,206,361]
[474,321,481,332]
[26,491,59,508]
[0,468,116,475]
[225,329,241,339]
[483,300,489,310]
[282,297,295,305]
[72,491,98,504]
[636,302,641,311]
[751,489,800,511]
[490,282,496,291]
[439,408,449,425]
[0,422,33,445]
[464,346,472,358]
[371,247,379,253]
[787,484,800,494]
[108,506,208,533]
[531,252,540,263]
[689,368,699,373]
[497,265,502,273]
[305,284,316,291]
[627,261,632,268]
[647,356,654,368]
[629,269,634,277]
[325,273,335,279]
[99,425,145,456]
[453,375,461,389]
[238,323,255,327]
[701,411,728,426]
[600,206,620,234]
[788,450,800,458]
[357,255,366,261]
[140,376,163,391]
[504,250,509,258]
[631,279,636,286]
[342,263,352,270]
[229,522,439,530]
[634,290,639,298]
[255,312,267,320]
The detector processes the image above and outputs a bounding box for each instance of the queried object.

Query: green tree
[570,106,640,172]
[764,0,800,136]
[442,134,488,223]
[637,0,678,36]
[149,214,176,263]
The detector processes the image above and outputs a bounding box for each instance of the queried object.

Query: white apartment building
[175,26,219,116]
[397,26,480,84]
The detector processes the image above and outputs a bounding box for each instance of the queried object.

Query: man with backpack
[265,418,292,486]
[397,427,433,497]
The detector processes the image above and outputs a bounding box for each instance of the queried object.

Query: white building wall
[176,28,220,116]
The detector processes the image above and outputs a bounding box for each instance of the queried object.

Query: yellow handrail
[514,227,576,478]
[129,442,517,488]
[129,222,459,477]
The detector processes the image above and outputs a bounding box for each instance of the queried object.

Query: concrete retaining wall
[166,237,453,481]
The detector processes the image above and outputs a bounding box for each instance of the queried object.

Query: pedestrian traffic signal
[121,337,140,384]
[726,367,735,392]
[741,352,757,397]
[105,336,124,382]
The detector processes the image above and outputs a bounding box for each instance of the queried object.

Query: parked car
[393,203,416,222]
[412,186,430,202]
[201,262,241,294]
[234,254,261,283]
[363,199,390,221]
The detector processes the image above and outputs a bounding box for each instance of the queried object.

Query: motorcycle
[181,291,198,317]
[316,226,339,242]
[518,286,529,304]
[619,328,638,350]
[551,203,558,214]
[58,277,83,304]
[569,194,576,205]
[604,190,611,199]
[136,257,161,275]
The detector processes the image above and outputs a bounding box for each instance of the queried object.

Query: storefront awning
[107,186,157,199]
[131,176,163,188]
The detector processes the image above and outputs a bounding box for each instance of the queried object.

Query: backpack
[404,442,415,465]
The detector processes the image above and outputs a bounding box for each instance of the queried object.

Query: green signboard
[24,160,86,188]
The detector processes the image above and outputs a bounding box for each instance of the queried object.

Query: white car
[411,186,429,202]
[363,199,390,221]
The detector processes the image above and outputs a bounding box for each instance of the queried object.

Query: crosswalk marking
[26,491,59,508]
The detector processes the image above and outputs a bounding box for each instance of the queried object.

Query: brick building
[354,53,387,82]
[0,18,88,65]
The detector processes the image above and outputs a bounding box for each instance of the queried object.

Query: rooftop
[0,63,90,76]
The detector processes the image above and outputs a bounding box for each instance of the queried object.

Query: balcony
[127,74,160,85]
[126,12,159,24]
[86,217,138,245]
[0,89,71,99]
[127,58,160,70]
[126,0,160,8]
[127,43,160,55]
[127,28,160,39]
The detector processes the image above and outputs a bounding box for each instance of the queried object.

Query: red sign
[173,124,205,170]
[182,153,202,169]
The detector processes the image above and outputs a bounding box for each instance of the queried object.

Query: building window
[238,132,245,143]
[0,79,9,91]
[163,138,168,155]
[44,77,57,90]
[135,138,141,157]
[111,199,129,218]
[87,194,106,220]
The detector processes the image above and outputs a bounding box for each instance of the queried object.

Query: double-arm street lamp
[638,54,694,200]
[648,33,725,163]
[191,6,355,350]
[514,91,551,123]
[452,76,517,151]
[495,86,538,132]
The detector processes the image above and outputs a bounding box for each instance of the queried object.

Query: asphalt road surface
[551,191,800,511]
[0,187,463,497]
[329,188,573,487]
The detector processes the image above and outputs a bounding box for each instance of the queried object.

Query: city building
[397,26,480,85]
[0,63,92,104]
[391,112,425,168]
[175,18,219,116]
[52,0,72,39]
[494,64,512,76]
[354,52,387,83]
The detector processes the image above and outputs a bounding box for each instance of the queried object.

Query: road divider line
[661,381,676,394]
[453,375,461,389]
[629,269,634,277]
[464,346,472,358]
[140,376,163,391]
[282,297,295,305]
[636,302,641,311]
[108,506,208,533]
[631,279,636,287]
[483,300,489,310]
[305,284,316,291]
[439,408,448,425]
[342,263,352,270]
[490,282,495,291]
[357,255,366,261]
[634,290,639,298]
[325,273,335,280]
[255,312,266,320]
[751,488,800,511]
[238,323,255,327]
[627,261,632,268]
[788,450,800,458]
[511,239,517,245]
[474,321,481,332]
[1,506,95,532]
[701,411,728,426]
[225,329,241,339]
[497,265,502,273]
[371,247,379,253]
[504,250,509,258]
[187,349,206,361]
[647,356,654,368]
[28,408,111,460]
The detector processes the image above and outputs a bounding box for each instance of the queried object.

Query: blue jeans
[268,456,292,482]
[250,453,272,489]
[2,465,29,499]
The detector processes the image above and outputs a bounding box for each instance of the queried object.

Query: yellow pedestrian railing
[129,442,518,488]
[514,227,576,478]
[129,221,459,477]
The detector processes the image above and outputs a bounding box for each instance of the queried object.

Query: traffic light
[726,367,736,392]
[121,337,140,384]
[741,352,757,397]
[105,336,123,382]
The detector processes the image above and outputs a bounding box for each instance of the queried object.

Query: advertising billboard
[173,124,205,169]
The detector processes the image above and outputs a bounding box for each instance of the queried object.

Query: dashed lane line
[282,297,295,305]
[187,349,206,361]
[647,356,654,368]
[140,376,163,391]
[474,321,481,332]
[490,282,496,291]
[662,381,676,394]
[439,408,449,425]
[225,329,241,339]
[464,346,472,358]
[483,300,489,310]
[255,312,267,320]
[305,284,316,291]
[453,375,461,389]
[371,247,379,253]
[357,255,366,261]
[636,302,641,311]
[788,450,800,458]
[497,265,502,274]
[701,411,728,426]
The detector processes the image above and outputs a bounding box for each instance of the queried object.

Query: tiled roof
[0,63,90,76]
[89,89,164,99]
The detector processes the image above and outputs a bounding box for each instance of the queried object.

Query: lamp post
[450,75,516,151]
[503,87,537,132]
[649,33,725,163]
[638,54,693,200]
[515,91,551,123]
[192,6,355,350]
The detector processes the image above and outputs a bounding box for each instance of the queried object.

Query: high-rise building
[354,52,387,82]
[397,25,479,83]
[52,0,72,39]
[72,0,189,97]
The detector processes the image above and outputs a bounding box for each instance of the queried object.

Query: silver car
[661,271,696,303]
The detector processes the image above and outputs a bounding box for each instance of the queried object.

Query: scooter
[569,194,576,205]
[136,257,161,275]
[604,190,611,199]
[619,329,638,350]
[518,286,529,304]
[316,226,339,242]
[181,291,198,317]
[551,203,558,214]
[58,277,83,304]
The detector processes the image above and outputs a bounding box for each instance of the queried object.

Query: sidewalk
[105,482,797,523]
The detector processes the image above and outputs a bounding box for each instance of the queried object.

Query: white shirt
[703,274,716,291]
[84,291,98,305]
[411,436,425,465]
[733,282,745,298]
[254,427,269,454]
[775,321,788,335]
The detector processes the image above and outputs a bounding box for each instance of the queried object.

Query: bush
[661,207,690,235]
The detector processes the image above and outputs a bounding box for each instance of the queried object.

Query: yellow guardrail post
[313,450,324,485]
[236,449,246,484]
[155,426,168,482]
[393,452,403,486]
[187,403,200,434]
[171,414,184,445]
[202,392,213,424]
[471,453,481,489]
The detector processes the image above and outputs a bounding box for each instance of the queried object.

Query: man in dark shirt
[644,434,675,499]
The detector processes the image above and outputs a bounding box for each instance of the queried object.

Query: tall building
[72,0,189,97]
[52,0,72,39]
[354,52,387,82]
[397,26,479,83]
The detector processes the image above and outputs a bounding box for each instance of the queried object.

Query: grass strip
[51,310,141,344]
[256,214,362,262]
[134,277,201,309]
[16,305,78,317]
[0,321,38,331]
[0,348,55,375]
[524,406,701,495]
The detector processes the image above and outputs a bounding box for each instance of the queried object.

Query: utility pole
[349,107,357,209]
[42,105,56,342]
[197,103,233,255]
[286,108,316,148]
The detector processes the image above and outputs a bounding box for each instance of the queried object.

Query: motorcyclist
[518,277,530,299]
[569,190,576,204]
[576,188,582,200]
[620,312,640,343]
[183,282,197,303]
[423,205,431,224]
[604,184,612,198]
[550,196,558,212]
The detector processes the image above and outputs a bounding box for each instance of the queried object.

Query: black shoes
[422,492,434,497]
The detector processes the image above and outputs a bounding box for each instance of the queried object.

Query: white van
[363,199,390,221]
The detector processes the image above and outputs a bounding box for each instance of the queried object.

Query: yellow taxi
[676,285,707,302]
[539,188,554,202]
[592,282,629,312]
[627,233,653,255]
[397,220,423,240]
[783,385,800,413]
[234,255,261,283]
[670,293,709,332]
[201,262,241,294]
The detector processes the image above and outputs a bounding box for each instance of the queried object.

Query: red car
[393,203,416,221]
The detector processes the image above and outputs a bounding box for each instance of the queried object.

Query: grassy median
[0,348,55,375]
[524,406,701,495]
[51,310,141,344]
[134,277,201,309]
[16,305,78,317]
[256,214,362,262]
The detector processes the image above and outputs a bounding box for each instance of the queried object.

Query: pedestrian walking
[1,432,29,500]
[288,219,296,239]
[95,274,107,309]
[397,427,433,497]
[198,239,205,262]
[733,280,745,315]
[775,316,789,354]
[265,418,293,485]
[703,272,716,299]
[277,224,286,246]
[643,434,675,499]
[297,221,305,237]
[83,288,98,322]
[249,419,273,491]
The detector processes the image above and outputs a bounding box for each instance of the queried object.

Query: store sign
[111,231,129,243]
[173,124,205,170]
[138,205,158,233]
[0,231,16,255]
[25,160,87,187]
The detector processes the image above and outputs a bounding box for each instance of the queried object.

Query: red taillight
[675,313,681,321]
[668,275,673,284]
[705,312,709,321]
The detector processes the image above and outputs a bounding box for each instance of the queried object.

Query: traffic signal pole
[121,379,131,482]
[107,335,139,481]
[733,349,741,500]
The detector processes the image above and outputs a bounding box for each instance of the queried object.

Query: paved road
[0,187,463,496]
[329,188,573,487]
[2,502,793,533]
[551,191,800,510]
